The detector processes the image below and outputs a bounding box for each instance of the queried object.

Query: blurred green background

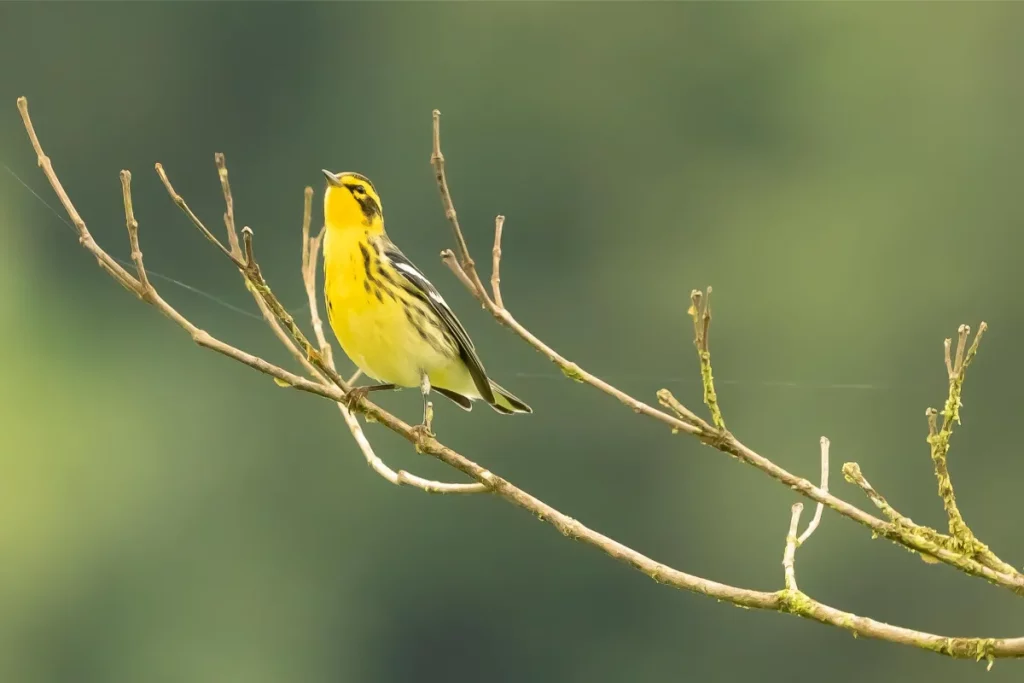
[2,3,1024,681]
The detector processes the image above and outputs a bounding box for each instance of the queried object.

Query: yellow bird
[321,170,531,426]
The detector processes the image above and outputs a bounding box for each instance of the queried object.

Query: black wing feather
[383,244,497,405]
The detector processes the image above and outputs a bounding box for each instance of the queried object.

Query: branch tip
[926,407,938,438]
[492,214,506,309]
[797,436,829,545]
[783,502,804,591]
[429,108,492,304]
[944,338,954,378]
[656,388,712,433]
[213,152,240,257]
[430,109,443,162]
[118,169,150,295]
[927,323,1003,563]
[156,160,242,267]
[688,286,724,429]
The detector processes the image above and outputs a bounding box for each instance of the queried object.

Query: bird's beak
[322,169,342,186]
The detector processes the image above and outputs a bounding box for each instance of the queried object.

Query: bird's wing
[383,244,496,404]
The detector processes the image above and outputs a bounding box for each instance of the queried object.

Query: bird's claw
[343,386,369,411]
[410,422,435,447]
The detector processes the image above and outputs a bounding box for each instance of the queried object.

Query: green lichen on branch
[560,362,586,383]
[918,635,997,668]
[842,462,912,527]
[839,462,1019,574]
[924,323,1014,577]
[689,287,725,430]
[240,237,322,368]
[844,322,1021,579]
[776,587,815,616]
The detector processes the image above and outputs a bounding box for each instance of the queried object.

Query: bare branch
[155,162,243,268]
[425,108,1024,592]
[241,225,257,270]
[19,96,1024,662]
[430,109,490,302]
[944,337,954,379]
[299,187,334,366]
[655,388,713,434]
[782,503,804,591]
[17,97,141,294]
[689,288,725,430]
[337,400,482,494]
[214,152,241,259]
[930,326,986,544]
[842,462,917,526]
[429,111,711,441]
[798,437,829,545]
[440,248,478,295]
[925,323,1015,575]
[118,170,151,297]
[492,215,505,309]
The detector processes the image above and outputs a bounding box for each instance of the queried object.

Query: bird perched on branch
[320,170,531,431]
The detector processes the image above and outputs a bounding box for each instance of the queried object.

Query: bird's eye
[353,185,365,195]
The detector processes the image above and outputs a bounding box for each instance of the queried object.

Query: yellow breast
[322,229,457,388]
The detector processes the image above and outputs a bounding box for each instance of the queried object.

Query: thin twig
[440,248,479,293]
[214,152,241,259]
[201,174,353,462]
[930,325,984,546]
[926,323,1015,575]
[194,159,479,495]
[336,400,482,493]
[429,110,710,437]
[797,437,829,545]
[430,109,491,301]
[155,162,243,268]
[425,106,1024,591]
[150,173,352,397]
[16,98,141,294]
[690,288,725,430]
[492,215,505,309]
[655,388,713,434]
[118,170,151,296]
[782,503,804,591]
[841,463,915,526]
[300,186,333,366]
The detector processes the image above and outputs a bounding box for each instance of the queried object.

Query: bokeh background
[2,3,1024,682]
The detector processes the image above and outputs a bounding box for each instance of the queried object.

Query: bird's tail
[488,381,532,415]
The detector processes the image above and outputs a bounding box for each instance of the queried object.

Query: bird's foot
[411,400,435,449]
[343,386,370,411]
[411,422,435,441]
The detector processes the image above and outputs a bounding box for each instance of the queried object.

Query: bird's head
[322,170,383,230]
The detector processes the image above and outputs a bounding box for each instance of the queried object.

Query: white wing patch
[393,261,451,308]
[383,243,493,404]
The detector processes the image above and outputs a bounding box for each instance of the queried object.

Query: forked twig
[153,149,485,495]
[427,106,1024,594]
[797,437,830,545]
[782,503,804,591]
